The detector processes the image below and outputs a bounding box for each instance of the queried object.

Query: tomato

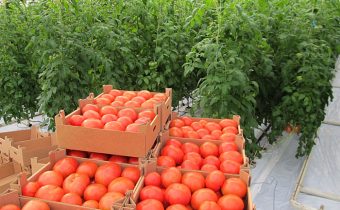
[202,156,220,168]
[89,153,109,161]
[111,101,124,107]
[181,159,199,170]
[61,193,83,205]
[219,160,241,174]
[22,200,50,210]
[22,181,41,197]
[140,186,164,202]
[35,185,64,201]
[101,114,118,124]
[128,157,139,164]
[108,177,135,194]
[103,121,124,131]
[181,172,205,192]
[161,167,182,188]
[125,100,140,108]
[222,127,238,135]
[181,117,193,126]
[1,205,20,210]
[76,161,98,178]
[218,195,244,210]
[205,122,222,132]
[138,110,156,121]
[201,135,215,140]
[82,104,99,113]
[109,155,128,163]
[191,188,218,209]
[219,133,236,142]
[219,151,243,164]
[84,183,107,201]
[166,204,189,210]
[125,123,141,132]
[191,122,203,131]
[181,142,199,154]
[219,119,238,128]
[95,97,111,105]
[120,167,140,184]
[153,93,167,101]
[200,142,219,158]
[63,173,90,196]
[138,90,153,100]
[67,150,88,158]
[221,178,247,198]
[38,170,63,186]
[115,96,130,104]
[99,192,125,210]
[198,120,208,127]
[116,117,133,129]
[199,201,221,210]
[101,94,115,102]
[109,89,123,97]
[123,91,137,100]
[135,117,151,124]
[69,115,85,126]
[141,100,156,109]
[81,119,104,129]
[219,142,238,154]
[183,152,203,167]
[145,172,162,187]
[95,163,122,186]
[117,108,138,121]
[83,110,101,120]
[170,119,185,128]
[137,199,164,210]
[200,164,218,172]
[166,139,182,148]
[161,145,184,164]
[169,127,184,137]
[196,128,210,138]
[100,106,118,116]
[165,183,191,205]
[82,200,99,208]
[205,170,225,191]
[181,126,194,135]
[131,96,147,104]
[185,131,200,139]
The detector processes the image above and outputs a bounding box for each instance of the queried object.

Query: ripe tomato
[115,96,130,104]
[181,159,199,170]
[137,199,164,210]
[109,89,123,97]
[100,94,115,102]
[84,183,107,201]
[165,183,191,205]
[191,188,218,209]
[191,122,203,131]
[219,142,238,154]
[69,115,85,126]
[108,177,135,194]
[82,119,104,129]
[181,142,199,154]
[202,156,220,168]
[22,200,50,210]
[198,120,208,127]
[22,181,41,197]
[166,139,182,148]
[121,167,140,184]
[219,133,236,142]
[199,201,221,210]
[82,200,99,208]
[82,104,99,113]
[140,186,164,202]
[205,122,222,132]
[35,185,64,202]
[211,130,222,139]
[166,204,189,210]
[218,195,244,210]
[181,172,205,192]
[101,114,118,124]
[109,155,128,163]
[95,97,111,105]
[123,91,137,99]
[183,152,203,167]
[196,128,210,138]
[170,119,185,128]
[201,135,215,140]
[219,160,241,174]
[103,121,124,131]
[221,178,247,198]
[153,93,167,101]
[219,151,243,164]
[138,90,152,100]
[161,167,182,188]
[158,156,176,168]
[200,164,218,172]
[200,142,219,158]
[76,161,98,178]
[205,170,225,191]
[61,193,83,205]
[38,170,63,186]
[128,157,139,164]
[169,127,184,137]
[83,110,101,120]
[145,172,162,187]
[1,205,20,210]
[67,150,88,158]
[116,116,133,129]
[111,101,124,107]
[185,131,200,139]
[138,110,156,121]
[95,163,122,186]
[118,108,138,121]
[100,106,118,116]
[135,117,151,124]
[125,101,140,108]
[181,126,194,135]
[89,153,109,161]
[222,127,238,135]
[131,96,146,104]
[181,117,193,126]
[99,192,125,210]
[219,119,238,128]
[141,100,155,109]
[161,145,184,164]
[63,173,90,196]
[125,123,141,132]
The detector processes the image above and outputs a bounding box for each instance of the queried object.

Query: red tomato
[22,181,41,197]
[199,120,208,127]
[100,106,118,116]
[82,104,99,113]
[101,94,115,102]
[196,128,210,138]
[89,153,109,161]
[181,143,199,154]
[153,93,167,101]
[183,152,203,167]
[138,110,156,121]
[181,159,200,170]
[95,163,122,186]
[99,192,125,210]
[157,156,176,167]
[191,188,218,209]
[181,117,193,126]
[81,119,104,129]
[170,119,185,128]
[140,186,164,202]
[109,89,123,97]
[111,101,124,107]
[115,96,130,104]
[101,114,118,124]
[125,101,140,108]
[109,155,128,163]
[219,133,236,142]
[219,151,243,164]
[123,91,137,100]
[185,131,200,139]
[202,156,220,168]
[200,142,219,158]
[191,122,203,131]
[131,96,147,104]
[82,200,99,208]
[219,142,238,154]
[201,135,215,140]
[22,200,50,210]
[219,119,238,128]
[161,167,182,188]
[219,160,241,174]
[161,145,184,164]
[169,127,184,137]
[135,117,151,124]
[38,170,63,186]
[128,157,139,164]
[63,173,90,196]
[121,167,140,184]
[145,172,162,187]
[137,199,164,210]
[35,185,64,201]
[67,150,88,158]
[199,201,221,210]
[166,204,189,210]
[181,126,194,135]
[84,183,107,201]
[125,123,141,132]
[221,178,247,198]
[141,100,156,109]
[165,183,191,205]
[103,121,124,131]
[83,110,101,120]
[1,204,21,210]
[200,164,218,172]
[218,195,244,210]
[95,97,111,105]
[205,170,225,191]
[118,108,138,121]
[76,161,98,178]
[69,115,85,126]
[117,116,134,128]
[138,90,153,100]
[211,130,222,139]
[166,139,182,148]
[108,177,135,194]
[181,172,205,192]
[205,122,222,132]
[222,127,238,135]
[61,193,83,205]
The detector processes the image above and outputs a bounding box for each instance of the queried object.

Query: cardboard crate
[0,162,23,193]
[55,102,161,157]
[123,163,255,210]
